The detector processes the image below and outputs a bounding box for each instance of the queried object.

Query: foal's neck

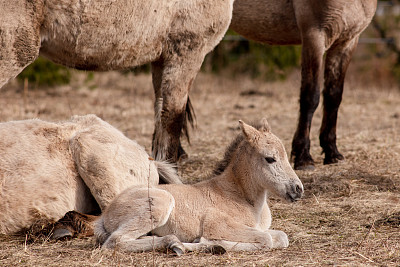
[212,165,267,211]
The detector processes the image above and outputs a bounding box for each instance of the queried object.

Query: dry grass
[0,70,399,266]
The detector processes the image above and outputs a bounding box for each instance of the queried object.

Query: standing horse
[230,0,377,170]
[0,114,181,235]
[95,119,304,254]
[0,0,234,162]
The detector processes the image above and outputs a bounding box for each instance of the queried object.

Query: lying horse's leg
[151,53,203,162]
[0,2,41,88]
[53,211,99,240]
[291,30,325,170]
[320,37,359,164]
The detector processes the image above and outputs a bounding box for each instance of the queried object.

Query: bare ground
[0,70,399,266]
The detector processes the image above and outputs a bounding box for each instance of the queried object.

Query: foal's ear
[239,120,262,145]
[259,117,271,132]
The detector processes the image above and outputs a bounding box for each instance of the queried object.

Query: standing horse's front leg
[291,30,325,170]
[320,37,359,165]
[151,54,202,162]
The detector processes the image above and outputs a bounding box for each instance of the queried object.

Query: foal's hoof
[52,228,73,240]
[171,246,185,257]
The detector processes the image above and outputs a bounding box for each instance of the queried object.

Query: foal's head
[231,119,304,202]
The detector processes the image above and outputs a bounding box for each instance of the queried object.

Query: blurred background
[16,0,400,90]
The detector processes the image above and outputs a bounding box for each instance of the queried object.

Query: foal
[95,119,303,254]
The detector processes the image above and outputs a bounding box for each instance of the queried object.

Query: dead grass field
[0,69,399,266]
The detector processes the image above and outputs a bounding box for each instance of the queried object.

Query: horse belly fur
[231,0,301,45]
[40,0,174,70]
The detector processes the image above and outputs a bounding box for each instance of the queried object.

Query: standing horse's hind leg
[151,54,202,162]
[291,31,325,170]
[151,59,188,161]
[320,38,359,165]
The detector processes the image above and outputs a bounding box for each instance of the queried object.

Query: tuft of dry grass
[0,70,399,266]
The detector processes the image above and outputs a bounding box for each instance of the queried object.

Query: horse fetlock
[323,151,344,165]
[291,151,315,171]
[321,142,344,165]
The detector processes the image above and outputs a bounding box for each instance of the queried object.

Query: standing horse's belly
[40,0,173,70]
[230,0,301,45]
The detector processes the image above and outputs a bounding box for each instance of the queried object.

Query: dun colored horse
[0,0,234,162]
[0,115,181,235]
[95,119,304,254]
[231,0,377,169]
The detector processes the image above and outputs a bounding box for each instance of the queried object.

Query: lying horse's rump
[0,114,181,234]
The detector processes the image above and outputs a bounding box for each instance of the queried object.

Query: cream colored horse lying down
[95,119,304,254]
[0,114,181,234]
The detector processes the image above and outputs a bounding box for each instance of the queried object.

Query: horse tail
[154,160,183,184]
[182,96,196,144]
[94,216,110,246]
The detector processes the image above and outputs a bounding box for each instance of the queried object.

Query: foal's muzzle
[286,183,304,202]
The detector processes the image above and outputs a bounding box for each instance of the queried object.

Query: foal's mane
[213,122,264,175]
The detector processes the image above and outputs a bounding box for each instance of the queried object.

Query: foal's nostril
[295,184,303,195]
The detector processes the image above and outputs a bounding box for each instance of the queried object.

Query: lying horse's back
[0,114,171,234]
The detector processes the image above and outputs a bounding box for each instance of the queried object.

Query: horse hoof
[324,154,344,165]
[294,162,315,171]
[209,245,226,255]
[172,246,185,256]
[52,228,73,240]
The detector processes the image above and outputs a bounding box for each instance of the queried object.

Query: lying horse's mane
[213,122,263,175]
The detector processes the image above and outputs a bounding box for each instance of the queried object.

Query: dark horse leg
[291,31,325,170]
[151,53,202,162]
[320,37,359,164]
[52,211,99,240]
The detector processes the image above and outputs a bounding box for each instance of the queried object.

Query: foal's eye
[265,157,276,164]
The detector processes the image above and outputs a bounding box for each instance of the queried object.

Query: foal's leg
[201,209,276,250]
[291,30,325,170]
[151,54,202,162]
[98,188,184,254]
[320,37,359,164]
[183,238,262,253]
[0,2,42,88]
